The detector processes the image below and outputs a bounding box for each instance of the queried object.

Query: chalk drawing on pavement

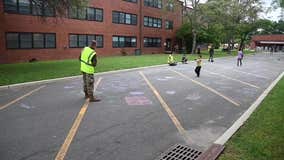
[186,93,200,101]
[166,91,176,95]
[125,96,153,106]
[20,103,35,109]
[129,91,144,95]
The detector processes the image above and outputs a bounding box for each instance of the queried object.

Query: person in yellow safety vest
[79,40,101,102]
[168,52,177,66]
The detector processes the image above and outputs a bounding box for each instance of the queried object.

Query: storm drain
[155,144,202,160]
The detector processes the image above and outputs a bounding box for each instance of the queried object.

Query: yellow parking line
[170,69,240,107]
[55,77,102,160]
[139,71,190,143]
[0,85,46,111]
[204,70,260,89]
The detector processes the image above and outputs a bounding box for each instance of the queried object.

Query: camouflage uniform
[80,42,100,102]
[82,72,94,97]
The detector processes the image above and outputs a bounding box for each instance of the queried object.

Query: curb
[214,71,284,145]
[0,64,168,90]
[196,71,284,160]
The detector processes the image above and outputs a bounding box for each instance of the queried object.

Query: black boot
[84,92,88,99]
[89,94,101,102]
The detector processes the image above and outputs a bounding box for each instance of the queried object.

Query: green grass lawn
[0,50,252,86]
[218,77,284,160]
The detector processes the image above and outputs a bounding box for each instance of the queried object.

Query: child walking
[195,55,202,77]
[237,48,244,66]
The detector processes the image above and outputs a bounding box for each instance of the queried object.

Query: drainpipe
[139,0,143,54]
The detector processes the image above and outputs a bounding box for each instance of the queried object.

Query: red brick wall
[250,34,284,48]
[0,0,183,64]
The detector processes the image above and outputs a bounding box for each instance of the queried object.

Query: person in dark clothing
[197,46,201,55]
[208,47,214,62]
[195,55,202,77]
[181,55,188,64]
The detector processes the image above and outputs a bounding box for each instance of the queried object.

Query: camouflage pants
[82,72,94,96]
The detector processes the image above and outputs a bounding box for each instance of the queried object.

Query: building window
[144,0,162,9]
[69,7,103,22]
[112,36,137,48]
[19,0,31,14]
[112,11,137,25]
[4,0,55,16]
[6,33,19,49]
[4,0,18,13]
[165,20,173,29]
[69,34,103,48]
[166,2,174,11]
[6,32,56,49]
[144,37,161,47]
[33,33,44,48]
[123,0,137,3]
[144,16,162,28]
[45,34,56,48]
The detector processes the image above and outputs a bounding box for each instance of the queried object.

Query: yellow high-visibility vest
[168,54,174,63]
[80,47,96,74]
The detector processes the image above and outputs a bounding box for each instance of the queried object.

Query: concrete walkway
[0,53,283,160]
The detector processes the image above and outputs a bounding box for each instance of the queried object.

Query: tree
[31,0,89,17]
[183,0,206,54]
[176,22,193,53]
[204,0,262,51]
[254,19,284,34]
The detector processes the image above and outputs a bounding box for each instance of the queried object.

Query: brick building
[251,34,284,52]
[0,0,183,64]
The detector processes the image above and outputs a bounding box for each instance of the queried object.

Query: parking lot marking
[204,70,260,89]
[55,77,102,160]
[139,71,190,143]
[0,85,46,111]
[171,69,240,107]
[231,70,268,79]
[215,71,284,145]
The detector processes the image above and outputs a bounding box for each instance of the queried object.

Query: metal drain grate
[156,144,202,160]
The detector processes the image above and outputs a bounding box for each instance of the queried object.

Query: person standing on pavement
[79,40,101,102]
[237,48,244,67]
[195,55,202,77]
[208,46,214,62]
[197,46,201,55]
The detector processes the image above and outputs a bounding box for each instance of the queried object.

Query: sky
[182,0,283,22]
[260,0,283,21]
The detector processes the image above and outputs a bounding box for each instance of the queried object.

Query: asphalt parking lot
[0,53,283,160]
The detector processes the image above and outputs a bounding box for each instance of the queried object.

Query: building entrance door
[165,39,172,51]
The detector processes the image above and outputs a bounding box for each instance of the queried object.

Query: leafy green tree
[176,22,193,53]
[254,19,284,34]
[204,0,262,51]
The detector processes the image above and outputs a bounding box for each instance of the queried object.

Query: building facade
[251,34,284,52]
[0,0,183,64]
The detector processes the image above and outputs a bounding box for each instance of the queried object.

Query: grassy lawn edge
[218,75,284,160]
[0,50,254,86]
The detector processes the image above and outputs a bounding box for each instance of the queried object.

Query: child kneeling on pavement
[168,52,177,66]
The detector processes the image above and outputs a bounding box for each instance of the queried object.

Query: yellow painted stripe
[0,85,46,111]
[139,71,190,143]
[171,69,240,107]
[55,77,102,160]
[204,70,260,89]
